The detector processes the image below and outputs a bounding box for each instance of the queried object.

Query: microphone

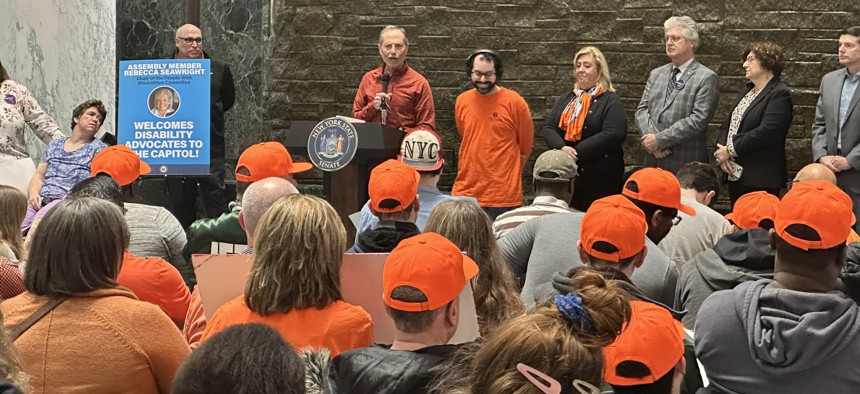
[380,73,391,124]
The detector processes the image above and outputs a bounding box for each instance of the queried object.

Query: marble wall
[0,0,116,159]
[201,0,264,160]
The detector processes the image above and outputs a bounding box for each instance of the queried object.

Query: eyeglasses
[471,71,496,80]
[661,210,682,226]
[177,36,203,45]
[662,35,685,44]
[786,180,799,190]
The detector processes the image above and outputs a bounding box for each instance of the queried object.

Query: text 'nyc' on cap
[91,145,151,186]
[725,191,780,230]
[235,142,312,182]
[369,159,420,214]
[399,129,444,171]
[383,232,479,312]
[776,180,855,250]
[622,168,695,216]
[580,195,647,262]
[603,301,686,386]
[533,149,578,183]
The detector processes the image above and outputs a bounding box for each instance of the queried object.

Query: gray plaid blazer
[635,59,720,174]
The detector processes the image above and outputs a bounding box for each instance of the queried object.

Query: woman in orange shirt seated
[201,194,373,357]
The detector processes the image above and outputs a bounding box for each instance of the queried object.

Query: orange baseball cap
[622,168,695,216]
[235,142,312,182]
[725,191,780,229]
[580,195,647,262]
[91,145,152,186]
[383,232,479,312]
[368,159,420,214]
[603,301,686,386]
[775,180,855,250]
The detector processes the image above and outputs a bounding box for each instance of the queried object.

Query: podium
[282,121,403,237]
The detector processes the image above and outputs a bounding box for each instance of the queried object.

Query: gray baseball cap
[533,149,578,182]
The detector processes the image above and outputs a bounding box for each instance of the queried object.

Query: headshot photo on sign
[148,86,180,118]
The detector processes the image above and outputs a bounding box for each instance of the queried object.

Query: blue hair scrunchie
[554,293,594,333]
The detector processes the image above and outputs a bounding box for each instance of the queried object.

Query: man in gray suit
[636,16,720,174]
[812,26,860,231]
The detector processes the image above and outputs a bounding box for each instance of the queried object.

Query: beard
[472,80,496,95]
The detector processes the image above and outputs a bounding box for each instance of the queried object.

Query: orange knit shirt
[201,296,373,357]
[452,87,534,207]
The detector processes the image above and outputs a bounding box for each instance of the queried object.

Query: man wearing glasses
[352,25,435,132]
[635,16,719,175]
[451,50,534,220]
[167,23,236,229]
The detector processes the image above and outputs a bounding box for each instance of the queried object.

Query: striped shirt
[493,196,573,239]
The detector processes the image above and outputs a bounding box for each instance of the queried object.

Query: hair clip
[554,293,594,332]
[516,363,601,394]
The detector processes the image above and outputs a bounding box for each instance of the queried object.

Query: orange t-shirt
[117,251,191,326]
[201,296,373,357]
[452,87,534,207]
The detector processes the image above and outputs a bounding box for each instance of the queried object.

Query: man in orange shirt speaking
[452,50,534,219]
[352,25,435,132]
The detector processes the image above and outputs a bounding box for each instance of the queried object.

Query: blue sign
[118,59,211,175]
[308,118,358,171]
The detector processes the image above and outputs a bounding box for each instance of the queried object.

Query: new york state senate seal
[307,117,359,171]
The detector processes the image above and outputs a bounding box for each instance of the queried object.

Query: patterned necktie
[666,67,681,103]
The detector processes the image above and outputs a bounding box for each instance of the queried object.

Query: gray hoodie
[675,229,774,328]
[498,211,679,308]
[695,279,860,394]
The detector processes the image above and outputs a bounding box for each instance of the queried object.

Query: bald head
[174,24,203,59]
[794,163,837,185]
[241,177,299,242]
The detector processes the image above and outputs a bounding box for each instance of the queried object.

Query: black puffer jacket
[347,221,420,253]
[326,344,458,394]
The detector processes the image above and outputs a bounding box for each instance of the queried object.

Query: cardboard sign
[340,253,480,344]
[193,253,481,344]
[192,253,253,320]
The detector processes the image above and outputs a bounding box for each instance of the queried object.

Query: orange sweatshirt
[452,87,534,207]
[1,288,190,393]
[117,251,191,326]
[201,296,373,357]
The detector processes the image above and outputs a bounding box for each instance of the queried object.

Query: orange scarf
[559,85,603,142]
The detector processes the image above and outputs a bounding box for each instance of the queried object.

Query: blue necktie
[666,67,681,103]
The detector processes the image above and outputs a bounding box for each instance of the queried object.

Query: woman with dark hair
[424,199,524,336]
[201,194,373,357]
[0,59,64,192]
[172,323,305,394]
[715,41,793,206]
[22,99,108,232]
[0,198,190,393]
[542,46,627,211]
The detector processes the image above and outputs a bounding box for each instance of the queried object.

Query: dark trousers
[482,206,516,220]
[166,155,228,229]
[728,181,780,210]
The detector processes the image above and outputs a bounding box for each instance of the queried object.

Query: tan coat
[1,287,190,393]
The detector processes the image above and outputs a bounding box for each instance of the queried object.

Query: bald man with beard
[166,23,236,229]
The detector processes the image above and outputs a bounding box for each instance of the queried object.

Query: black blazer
[717,77,793,189]
[541,90,627,177]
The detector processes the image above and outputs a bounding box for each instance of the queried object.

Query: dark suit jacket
[542,90,627,209]
[717,77,793,189]
[542,90,627,176]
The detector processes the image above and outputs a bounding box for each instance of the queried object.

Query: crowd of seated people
[1,21,860,394]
